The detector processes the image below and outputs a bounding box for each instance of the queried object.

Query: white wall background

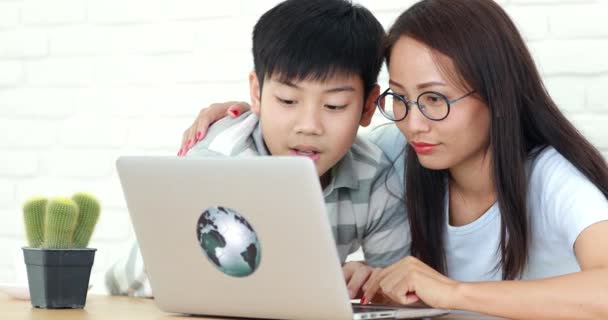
[1,0,607,293]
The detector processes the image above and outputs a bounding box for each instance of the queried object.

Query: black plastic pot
[22,247,96,309]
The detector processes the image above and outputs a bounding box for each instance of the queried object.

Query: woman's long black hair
[387,0,608,279]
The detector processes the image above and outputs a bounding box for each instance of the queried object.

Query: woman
[180,1,608,318]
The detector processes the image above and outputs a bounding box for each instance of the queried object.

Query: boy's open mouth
[289,147,321,161]
[293,149,318,156]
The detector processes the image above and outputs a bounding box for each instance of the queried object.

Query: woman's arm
[363,221,608,320]
[454,220,608,320]
[178,101,251,156]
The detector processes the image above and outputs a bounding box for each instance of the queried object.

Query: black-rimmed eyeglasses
[375,88,475,121]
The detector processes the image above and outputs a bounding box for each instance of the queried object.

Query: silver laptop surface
[116,156,449,320]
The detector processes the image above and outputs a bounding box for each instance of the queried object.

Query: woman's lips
[411,142,438,155]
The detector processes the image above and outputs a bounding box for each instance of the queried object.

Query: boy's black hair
[252,0,385,98]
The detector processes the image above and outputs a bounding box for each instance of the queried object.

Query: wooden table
[0,292,504,320]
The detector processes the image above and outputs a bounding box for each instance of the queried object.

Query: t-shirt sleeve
[531,148,608,250]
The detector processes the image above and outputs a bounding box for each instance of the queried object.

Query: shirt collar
[325,150,359,193]
[251,122,271,156]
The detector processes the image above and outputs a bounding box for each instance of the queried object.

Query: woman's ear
[249,71,262,115]
[360,85,380,127]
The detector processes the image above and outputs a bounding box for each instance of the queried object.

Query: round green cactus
[43,198,80,249]
[71,193,100,248]
[23,197,48,248]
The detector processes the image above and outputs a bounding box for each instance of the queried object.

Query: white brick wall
[22,0,87,26]
[0,29,48,58]
[1,0,607,294]
[0,61,23,86]
[0,2,20,29]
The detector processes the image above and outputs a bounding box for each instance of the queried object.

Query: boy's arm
[344,164,409,299]
[105,240,153,297]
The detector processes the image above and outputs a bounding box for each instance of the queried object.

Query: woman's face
[388,36,491,171]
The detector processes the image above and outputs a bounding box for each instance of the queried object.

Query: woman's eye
[422,94,443,107]
[325,104,346,110]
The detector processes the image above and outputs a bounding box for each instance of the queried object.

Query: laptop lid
[116,156,355,320]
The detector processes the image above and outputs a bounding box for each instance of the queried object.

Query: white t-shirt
[366,125,608,281]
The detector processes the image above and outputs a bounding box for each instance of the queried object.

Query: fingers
[373,291,397,305]
[362,256,452,308]
[382,276,411,305]
[191,106,220,146]
[179,101,246,156]
[363,257,415,304]
[378,265,434,306]
[193,101,247,144]
[179,131,188,156]
[404,293,422,305]
[385,275,423,305]
[377,270,406,302]
[179,125,196,156]
[185,128,197,155]
[346,266,373,299]
[362,267,382,292]
[226,101,251,118]
[362,268,384,304]
[342,262,371,299]
[343,264,356,283]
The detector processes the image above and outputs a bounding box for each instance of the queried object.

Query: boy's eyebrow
[280,80,301,89]
[278,80,355,93]
[324,86,355,93]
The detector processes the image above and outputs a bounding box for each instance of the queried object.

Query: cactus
[43,198,80,249]
[71,193,100,248]
[23,193,101,249]
[23,197,48,248]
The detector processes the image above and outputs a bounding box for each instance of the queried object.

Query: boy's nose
[294,106,324,136]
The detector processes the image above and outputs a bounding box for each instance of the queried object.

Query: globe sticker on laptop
[196,206,261,277]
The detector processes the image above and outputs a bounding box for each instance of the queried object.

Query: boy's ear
[359,84,380,127]
[249,71,262,115]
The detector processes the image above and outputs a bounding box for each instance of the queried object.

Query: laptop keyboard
[352,304,398,313]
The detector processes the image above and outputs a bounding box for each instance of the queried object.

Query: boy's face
[249,71,378,183]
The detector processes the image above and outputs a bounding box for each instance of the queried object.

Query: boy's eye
[276,96,296,105]
[325,104,347,110]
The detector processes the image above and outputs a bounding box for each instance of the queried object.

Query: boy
[106,0,409,298]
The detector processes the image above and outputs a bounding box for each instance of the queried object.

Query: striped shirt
[105,112,410,297]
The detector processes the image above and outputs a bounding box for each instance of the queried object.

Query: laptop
[116,156,449,320]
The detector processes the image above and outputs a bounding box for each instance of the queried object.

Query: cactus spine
[23,197,47,248]
[71,193,100,248]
